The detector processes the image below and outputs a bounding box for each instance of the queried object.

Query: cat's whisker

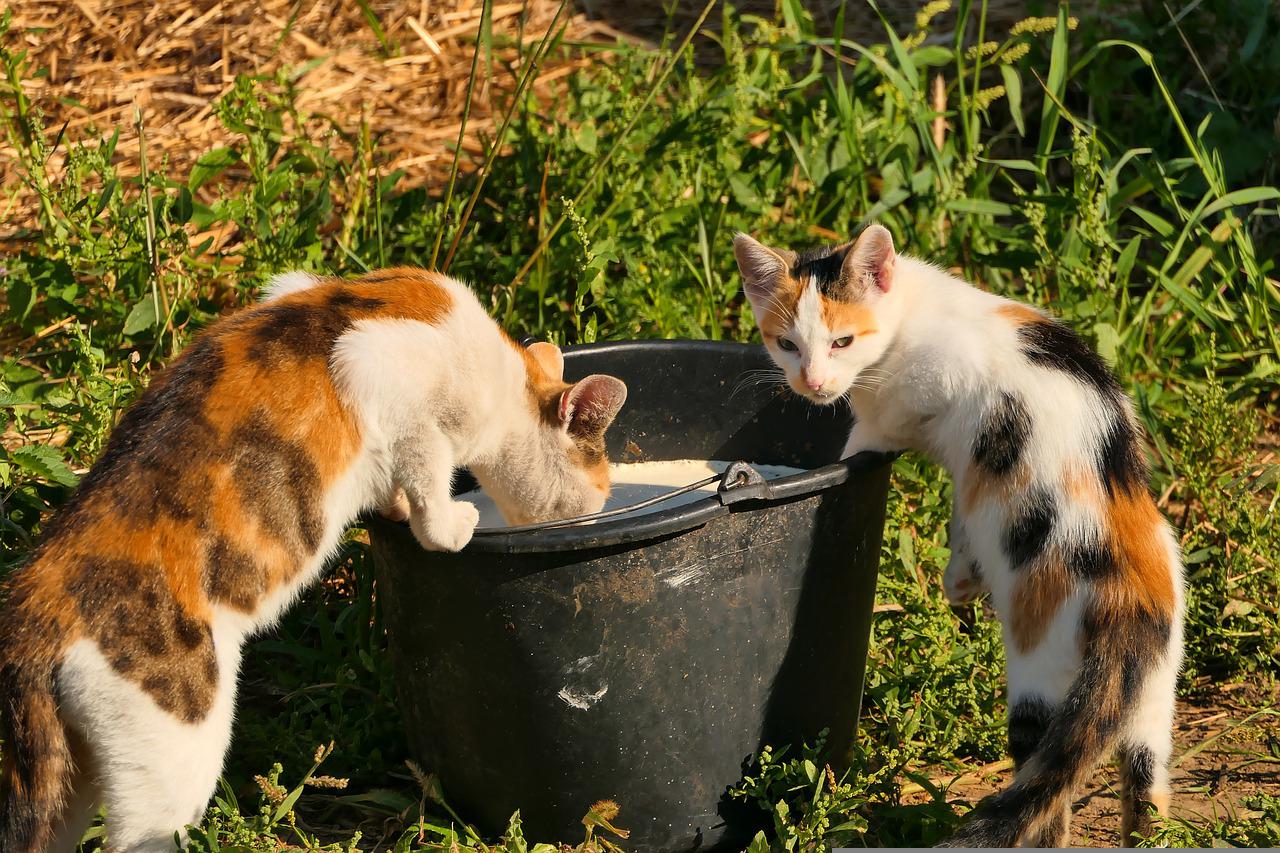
[730,368,789,399]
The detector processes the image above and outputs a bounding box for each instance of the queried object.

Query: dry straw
[0,0,642,229]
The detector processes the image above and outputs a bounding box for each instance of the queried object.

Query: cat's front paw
[943,557,986,605]
[841,425,898,460]
[411,501,480,552]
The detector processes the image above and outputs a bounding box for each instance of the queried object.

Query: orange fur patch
[997,303,1045,325]
[1101,487,1176,617]
[755,276,805,339]
[1010,554,1076,653]
[959,461,1031,515]
[820,297,879,336]
[511,339,572,428]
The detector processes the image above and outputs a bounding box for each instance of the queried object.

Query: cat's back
[0,268,461,668]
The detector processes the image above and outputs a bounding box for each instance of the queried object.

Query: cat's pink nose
[802,371,824,391]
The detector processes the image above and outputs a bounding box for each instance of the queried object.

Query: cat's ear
[526,342,565,381]
[842,224,896,294]
[559,375,627,440]
[733,233,793,305]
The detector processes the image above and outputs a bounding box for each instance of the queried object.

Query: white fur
[262,270,321,301]
[50,272,619,850]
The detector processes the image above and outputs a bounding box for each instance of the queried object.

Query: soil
[911,682,1280,846]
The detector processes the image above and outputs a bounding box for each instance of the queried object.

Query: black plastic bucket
[367,340,892,852]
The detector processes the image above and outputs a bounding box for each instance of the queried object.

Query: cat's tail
[0,660,73,853]
[935,600,1173,848]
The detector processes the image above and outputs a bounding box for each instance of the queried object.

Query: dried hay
[1,0,635,230]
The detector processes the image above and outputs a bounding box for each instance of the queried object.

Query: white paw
[943,559,986,605]
[411,501,480,552]
[378,489,411,522]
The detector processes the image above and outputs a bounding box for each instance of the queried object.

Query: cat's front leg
[942,509,987,604]
[394,432,480,552]
[841,417,897,459]
[410,499,480,552]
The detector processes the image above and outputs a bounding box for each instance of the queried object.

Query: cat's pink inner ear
[844,224,896,293]
[526,341,565,381]
[733,233,789,306]
[560,374,627,437]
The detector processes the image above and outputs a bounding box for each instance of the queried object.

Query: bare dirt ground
[911,682,1280,846]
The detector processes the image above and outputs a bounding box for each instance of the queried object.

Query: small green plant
[187,744,361,853]
[731,734,877,850]
[1144,793,1280,848]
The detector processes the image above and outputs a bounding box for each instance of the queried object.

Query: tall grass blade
[429,0,493,269]
[508,0,720,291]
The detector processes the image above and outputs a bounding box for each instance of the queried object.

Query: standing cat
[0,268,627,852]
[734,226,1184,847]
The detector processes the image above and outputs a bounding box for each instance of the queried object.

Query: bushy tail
[936,608,1165,848]
[0,662,73,853]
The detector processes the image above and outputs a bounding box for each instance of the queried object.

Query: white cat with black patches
[734,226,1185,847]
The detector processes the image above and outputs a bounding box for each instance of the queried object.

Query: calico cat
[734,226,1184,847]
[0,268,627,853]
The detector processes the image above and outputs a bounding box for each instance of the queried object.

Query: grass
[2,0,1278,848]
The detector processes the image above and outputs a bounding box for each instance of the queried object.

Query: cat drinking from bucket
[734,225,1184,848]
[0,268,627,853]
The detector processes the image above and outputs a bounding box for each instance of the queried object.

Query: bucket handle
[471,461,776,535]
[715,460,774,506]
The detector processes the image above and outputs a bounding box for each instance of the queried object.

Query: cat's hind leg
[58,633,240,852]
[942,511,986,605]
[1118,659,1177,846]
[1002,695,1075,847]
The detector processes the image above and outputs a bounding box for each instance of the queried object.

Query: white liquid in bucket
[461,459,805,529]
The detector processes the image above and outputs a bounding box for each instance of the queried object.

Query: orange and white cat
[735,226,1184,847]
[0,268,626,852]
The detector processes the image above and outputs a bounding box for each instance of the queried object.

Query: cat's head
[734,225,897,406]
[486,342,627,525]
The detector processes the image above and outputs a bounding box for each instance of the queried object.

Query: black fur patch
[330,291,386,312]
[1095,409,1148,496]
[246,302,353,362]
[53,338,225,532]
[66,557,217,722]
[245,288,386,363]
[204,536,266,612]
[972,391,1032,476]
[230,413,324,555]
[1122,744,1155,796]
[1017,320,1120,398]
[790,244,848,296]
[1063,538,1117,581]
[1004,488,1056,570]
[1008,696,1054,767]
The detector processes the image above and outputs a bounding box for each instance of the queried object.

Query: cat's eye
[832,336,854,349]
[777,338,799,352]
